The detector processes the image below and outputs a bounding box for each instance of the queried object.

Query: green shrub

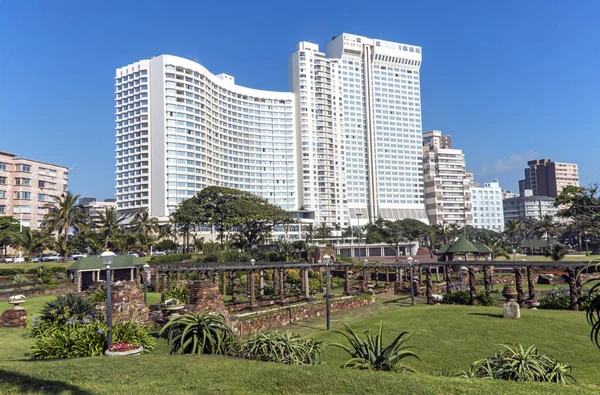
[331,276,345,289]
[113,321,155,353]
[457,344,574,384]
[285,269,301,284]
[31,321,107,359]
[336,255,355,264]
[39,293,96,325]
[540,294,571,310]
[87,289,107,303]
[0,268,25,276]
[12,274,27,284]
[165,284,189,304]
[160,313,233,355]
[475,292,496,306]
[148,254,191,265]
[331,321,422,372]
[442,290,471,305]
[239,331,323,365]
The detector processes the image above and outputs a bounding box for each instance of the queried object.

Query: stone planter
[502,286,518,302]
[104,346,143,356]
[8,300,25,310]
[164,304,185,311]
[526,300,540,309]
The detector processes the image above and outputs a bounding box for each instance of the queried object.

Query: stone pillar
[375,269,379,287]
[259,270,265,297]
[567,267,578,311]
[385,268,390,285]
[230,271,237,303]
[273,269,279,297]
[161,274,167,294]
[483,265,491,296]
[526,266,535,301]
[445,266,451,294]
[425,266,433,304]
[249,270,257,311]
[300,269,306,293]
[435,265,440,282]
[344,267,351,295]
[304,268,310,299]
[222,272,227,296]
[468,267,477,305]
[514,267,524,306]
[362,268,368,289]
[279,269,286,305]
[155,270,160,293]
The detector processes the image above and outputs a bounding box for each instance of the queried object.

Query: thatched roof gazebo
[69,255,146,291]
[446,237,479,261]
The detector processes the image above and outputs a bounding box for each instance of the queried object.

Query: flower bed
[105,342,143,356]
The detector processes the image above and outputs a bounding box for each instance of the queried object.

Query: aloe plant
[159,313,233,355]
[239,331,323,365]
[458,344,574,384]
[330,321,423,372]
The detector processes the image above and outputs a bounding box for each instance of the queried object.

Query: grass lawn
[0,293,599,394]
[1,261,72,270]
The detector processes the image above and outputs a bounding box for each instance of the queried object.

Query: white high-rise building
[471,179,505,232]
[115,55,297,219]
[290,34,427,226]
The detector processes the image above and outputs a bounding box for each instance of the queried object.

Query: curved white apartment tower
[115,55,297,220]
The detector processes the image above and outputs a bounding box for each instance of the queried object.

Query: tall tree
[0,217,21,256]
[54,235,75,263]
[131,209,159,255]
[315,222,333,242]
[171,198,202,253]
[504,219,525,245]
[10,229,52,262]
[384,220,406,261]
[42,192,89,240]
[535,214,557,248]
[97,206,125,249]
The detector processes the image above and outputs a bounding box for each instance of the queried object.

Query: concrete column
[249,270,257,311]
[259,270,265,296]
[375,269,379,287]
[362,268,367,289]
[300,269,306,293]
[279,269,286,305]
[130,268,134,282]
[304,268,310,299]
[385,268,390,285]
[273,269,279,297]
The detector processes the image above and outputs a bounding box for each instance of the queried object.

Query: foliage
[285,269,300,284]
[331,276,345,289]
[11,273,27,284]
[545,244,567,261]
[38,293,96,326]
[556,185,600,232]
[87,289,107,303]
[336,254,354,264]
[476,292,496,307]
[442,290,495,306]
[53,235,76,262]
[539,289,571,310]
[8,228,52,262]
[41,192,89,238]
[112,321,155,353]
[165,284,189,304]
[159,313,234,355]
[238,331,324,365]
[457,344,574,384]
[31,321,107,359]
[156,239,178,252]
[331,321,422,372]
[97,206,126,249]
[148,253,192,264]
[0,268,25,276]
[588,281,600,349]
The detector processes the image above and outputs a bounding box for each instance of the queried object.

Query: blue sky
[1,0,599,200]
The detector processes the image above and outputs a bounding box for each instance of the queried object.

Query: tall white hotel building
[115,33,427,227]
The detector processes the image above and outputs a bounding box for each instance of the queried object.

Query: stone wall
[0,284,76,301]
[188,280,228,315]
[0,308,27,328]
[233,295,375,335]
[94,281,149,327]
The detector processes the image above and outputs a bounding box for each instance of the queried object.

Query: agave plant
[159,313,233,355]
[586,259,600,349]
[238,331,323,365]
[165,284,189,305]
[330,321,423,372]
[39,293,96,325]
[458,344,574,384]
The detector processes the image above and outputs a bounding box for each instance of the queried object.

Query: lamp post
[407,256,414,306]
[143,263,150,304]
[512,248,516,262]
[100,250,116,348]
[356,213,363,263]
[318,259,323,293]
[585,239,590,256]
[323,254,331,330]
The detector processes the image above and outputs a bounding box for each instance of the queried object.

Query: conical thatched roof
[435,244,451,255]
[518,238,562,249]
[473,242,493,254]
[69,255,146,271]
[446,237,479,254]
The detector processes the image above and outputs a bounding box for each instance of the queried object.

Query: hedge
[0,266,67,276]
[0,268,25,276]
[148,254,192,265]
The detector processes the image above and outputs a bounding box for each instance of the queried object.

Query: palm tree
[536,215,557,249]
[193,235,205,254]
[97,206,125,249]
[54,235,75,263]
[303,224,315,245]
[131,209,159,255]
[10,229,51,262]
[86,236,106,255]
[315,222,333,242]
[434,223,452,245]
[486,238,510,260]
[545,244,567,261]
[522,217,539,254]
[42,192,89,240]
[504,219,525,244]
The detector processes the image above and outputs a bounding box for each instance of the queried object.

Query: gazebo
[445,237,479,261]
[518,238,562,255]
[68,255,146,291]
[472,242,493,260]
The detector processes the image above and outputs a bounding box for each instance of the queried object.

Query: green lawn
[0,293,599,394]
[1,261,72,270]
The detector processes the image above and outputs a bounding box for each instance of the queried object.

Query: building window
[0,177,5,185]
[0,191,5,199]
[0,163,6,171]
[14,191,31,200]
[16,164,31,172]
[0,205,4,213]
[15,178,31,186]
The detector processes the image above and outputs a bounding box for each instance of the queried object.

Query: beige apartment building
[518,159,579,198]
[422,130,472,226]
[0,151,69,230]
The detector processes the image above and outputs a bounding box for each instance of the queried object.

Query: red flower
[108,343,138,352]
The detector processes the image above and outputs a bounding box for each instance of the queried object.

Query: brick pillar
[526,266,535,301]
[273,269,279,297]
[514,267,524,306]
[468,267,477,305]
[375,269,379,287]
[300,269,306,293]
[249,270,257,311]
[230,271,237,303]
[279,269,286,305]
[362,268,367,289]
[344,267,351,295]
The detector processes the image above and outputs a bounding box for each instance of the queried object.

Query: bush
[331,321,422,372]
[540,293,571,310]
[336,255,355,264]
[458,344,574,384]
[12,274,27,284]
[285,269,300,284]
[331,276,345,289]
[30,321,154,359]
[0,268,25,276]
[442,290,471,305]
[165,284,189,304]
[39,293,96,326]
[475,292,496,306]
[87,289,107,303]
[160,313,233,355]
[239,331,323,365]
[148,254,191,265]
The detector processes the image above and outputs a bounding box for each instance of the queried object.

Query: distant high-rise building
[503,189,558,223]
[518,159,579,198]
[471,179,504,232]
[422,130,472,226]
[0,151,69,230]
[80,199,117,231]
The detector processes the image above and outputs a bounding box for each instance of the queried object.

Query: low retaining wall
[233,295,375,335]
[0,284,76,301]
[227,294,308,313]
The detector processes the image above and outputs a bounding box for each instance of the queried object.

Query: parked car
[13,257,25,263]
[152,250,166,256]
[42,254,61,262]
[127,252,139,257]
[2,257,14,263]
[72,253,87,260]
[32,256,41,263]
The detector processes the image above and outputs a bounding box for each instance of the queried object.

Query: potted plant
[104,342,143,356]
[163,298,185,311]
[8,295,26,309]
